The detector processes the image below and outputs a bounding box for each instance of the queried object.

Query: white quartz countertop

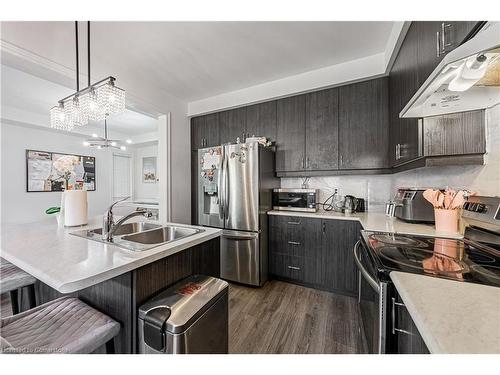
[0,217,221,294]
[267,210,463,238]
[390,272,500,354]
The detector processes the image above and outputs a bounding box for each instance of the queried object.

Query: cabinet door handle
[287,265,301,271]
[301,157,305,169]
[391,297,413,336]
[436,31,441,57]
[441,22,453,48]
[287,241,301,245]
[340,155,343,166]
[287,221,301,225]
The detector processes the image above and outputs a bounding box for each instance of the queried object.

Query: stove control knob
[463,202,470,210]
[476,204,486,213]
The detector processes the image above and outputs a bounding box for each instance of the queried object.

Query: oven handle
[353,240,380,294]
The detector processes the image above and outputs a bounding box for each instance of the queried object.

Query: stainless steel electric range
[355,196,500,354]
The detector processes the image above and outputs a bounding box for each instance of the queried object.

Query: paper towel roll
[62,190,88,227]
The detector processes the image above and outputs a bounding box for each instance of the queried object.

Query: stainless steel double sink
[71,222,204,252]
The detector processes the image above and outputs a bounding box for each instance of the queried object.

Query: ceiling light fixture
[50,21,125,131]
[83,115,127,151]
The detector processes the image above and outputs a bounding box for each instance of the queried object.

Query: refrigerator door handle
[218,148,225,220]
[223,148,229,219]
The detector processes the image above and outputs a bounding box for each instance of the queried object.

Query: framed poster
[142,156,157,183]
[26,150,96,192]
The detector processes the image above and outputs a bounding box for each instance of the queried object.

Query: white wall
[0,122,133,224]
[133,143,159,201]
[169,110,191,224]
[281,105,500,211]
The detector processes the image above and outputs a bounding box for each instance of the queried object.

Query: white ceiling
[0,21,395,102]
[1,64,158,136]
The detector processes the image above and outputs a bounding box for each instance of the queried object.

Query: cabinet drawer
[270,237,314,258]
[269,215,320,258]
[269,254,319,285]
[269,214,305,228]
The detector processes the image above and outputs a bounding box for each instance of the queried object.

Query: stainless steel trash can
[138,275,229,354]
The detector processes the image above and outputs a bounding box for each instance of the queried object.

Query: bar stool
[0,296,120,354]
[0,258,37,314]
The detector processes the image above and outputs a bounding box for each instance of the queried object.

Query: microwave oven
[272,188,319,212]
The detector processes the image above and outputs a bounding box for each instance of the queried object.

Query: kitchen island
[0,216,221,353]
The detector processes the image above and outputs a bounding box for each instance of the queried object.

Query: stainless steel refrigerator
[198,142,278,286]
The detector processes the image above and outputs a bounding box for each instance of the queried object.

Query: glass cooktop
[361,231,500,287]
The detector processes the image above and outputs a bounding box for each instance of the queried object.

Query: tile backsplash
[281,105,500,212]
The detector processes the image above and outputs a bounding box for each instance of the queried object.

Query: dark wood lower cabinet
[392,289,429,354]
[268,215,360,297]
[36,238,220,354]
[321,219,361,296]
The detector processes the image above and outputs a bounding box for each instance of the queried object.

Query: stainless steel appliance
[272,188,318,212]
[393,188,435,223]
[138,275,229,354]
[402,22,499,118]
[198,142,278,286]
[355,196,500,353]
[341,195,359,214]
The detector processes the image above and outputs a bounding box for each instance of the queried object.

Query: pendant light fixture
[50,21,125,131]
[83,115,127,150]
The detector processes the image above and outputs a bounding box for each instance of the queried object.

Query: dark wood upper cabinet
[389,21,483,167]
[219,107,246,144]
[416,21,482,88]
[190,116,205,150]
[423,110,486,156]
[440,21,483,56]
[416,21,445,87]
[245,101,277,142]
[339,77,390,169]
[276,95,306,172]
[389,23,421,166]
[204,113,220,148]
[190,113,220,150]
[305,88,339,170]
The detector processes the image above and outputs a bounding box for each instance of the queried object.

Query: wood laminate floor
[229,280,367,354]
[1,280,367,354]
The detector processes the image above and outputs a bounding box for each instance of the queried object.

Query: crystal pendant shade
[50,78,126,130]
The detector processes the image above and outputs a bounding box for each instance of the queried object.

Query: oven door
[354,240,387,354]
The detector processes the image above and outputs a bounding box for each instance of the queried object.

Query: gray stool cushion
[0,296,120,354]
[0,258,36,294]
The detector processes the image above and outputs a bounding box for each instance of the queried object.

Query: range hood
[401,22,500,118]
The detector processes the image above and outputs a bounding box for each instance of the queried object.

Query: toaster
[393,188,436,223]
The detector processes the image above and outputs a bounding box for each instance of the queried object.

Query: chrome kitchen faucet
[102,197,152,242]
